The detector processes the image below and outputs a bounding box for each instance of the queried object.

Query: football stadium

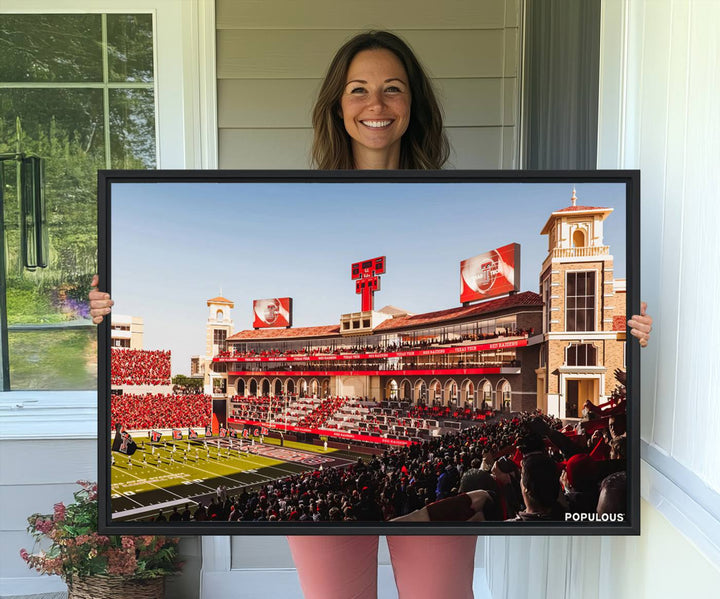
[109,186,629,524]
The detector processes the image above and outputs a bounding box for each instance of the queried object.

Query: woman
[90,30,653,599]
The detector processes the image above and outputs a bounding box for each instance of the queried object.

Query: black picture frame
[98,169,640,536]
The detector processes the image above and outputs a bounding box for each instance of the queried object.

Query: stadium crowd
[169,401,626,523]
[215,328,536,361]
[231,360,518,373]
[111,349,172,386]
[110,393,212,429]
[297,396,348,428]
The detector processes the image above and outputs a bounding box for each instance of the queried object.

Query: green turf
[110,435,347,500]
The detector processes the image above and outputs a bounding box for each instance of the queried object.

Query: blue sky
[110,180,626,375]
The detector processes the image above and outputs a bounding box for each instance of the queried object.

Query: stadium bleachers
[111,393,211,429]
[111,348,171,386]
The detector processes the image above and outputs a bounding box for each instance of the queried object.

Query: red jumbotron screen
[460,243,520,303]
[351,256,386,279]
[252,297,293,328]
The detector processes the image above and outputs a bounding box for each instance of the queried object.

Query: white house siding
[486,1,720,597]
[216,0,522,169]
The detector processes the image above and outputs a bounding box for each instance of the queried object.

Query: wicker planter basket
[67,575,165,599]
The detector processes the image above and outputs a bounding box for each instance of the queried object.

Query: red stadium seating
[111,348,172,386]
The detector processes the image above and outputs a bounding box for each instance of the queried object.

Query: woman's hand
[89,274,114,324]
[627,301,652,348]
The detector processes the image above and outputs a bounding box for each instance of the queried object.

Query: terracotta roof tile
[554,205,608,212]
[207,296,234,306]
[226,292,542,342]
[227,324,340,341]
[374,291,542,331]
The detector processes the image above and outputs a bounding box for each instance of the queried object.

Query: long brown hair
[311,31,449,170]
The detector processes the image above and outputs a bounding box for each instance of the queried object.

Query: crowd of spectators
[111,349,171,386]
[228,394,498,438]
[215,328,536,361]
[229,395,355,430]
[406,404,493,422]
[163,397,627,523]
[228,360,516,373]
[297,396,348,428]
[110,393,211,429]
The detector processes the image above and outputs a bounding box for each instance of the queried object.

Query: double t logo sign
[351,256,386,311]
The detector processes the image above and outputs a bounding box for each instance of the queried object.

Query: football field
[111,435,367,521]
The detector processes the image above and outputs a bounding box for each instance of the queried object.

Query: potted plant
[20,480,182,598]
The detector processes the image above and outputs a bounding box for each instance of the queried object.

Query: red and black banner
[189,429,198,439]
[150,430,162,443]
[172,429,183,440]
[217,338,528,363]
[112,428,137,455]
[205,425,213,437]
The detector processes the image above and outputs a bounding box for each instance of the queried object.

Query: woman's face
[340,48,411,168]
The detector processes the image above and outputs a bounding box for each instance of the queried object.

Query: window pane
[107,14,154,83]
[1,13,156,391]
[567,272,576,296]
[567,311,576,331]
[586,271,595,294]
[109,89,156,168]
[0,89,106,163]
[0,14,102,82]
[8,329,97,390]
[567,346,576,366]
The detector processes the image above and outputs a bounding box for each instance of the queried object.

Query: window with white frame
[565,342,597,366]
[0,13,156,391]
[565,270,596,332]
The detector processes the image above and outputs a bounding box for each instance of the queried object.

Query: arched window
[566,343,597,366]
[217,309,224,321]
[388,380,398,400]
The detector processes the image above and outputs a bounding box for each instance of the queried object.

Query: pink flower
[34,518,54,535]
[121,536,135,550]
[19,548,29,562]
[107,548,137,576]
[53,503,66,522]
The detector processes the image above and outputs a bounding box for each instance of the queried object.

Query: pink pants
[287,535,477,599]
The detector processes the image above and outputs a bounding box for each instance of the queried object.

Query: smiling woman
[311,30,448,170]
[340,48,412,169]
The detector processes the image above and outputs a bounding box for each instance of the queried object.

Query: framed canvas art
[98,169,640,535]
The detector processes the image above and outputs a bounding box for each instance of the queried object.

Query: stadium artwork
[98,170,640,536]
